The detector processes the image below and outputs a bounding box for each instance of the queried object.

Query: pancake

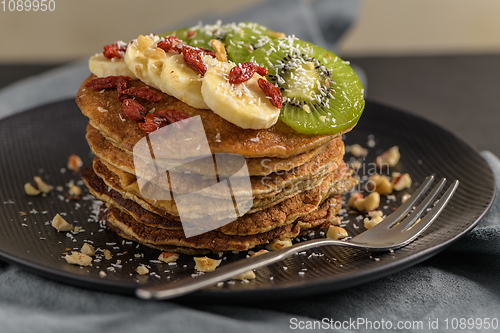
[76,75,351,159]
[91,137,344,200]
[81,165,350,236]
[91,156,352,221]
[86,123,331,177]
[103,194,337,253]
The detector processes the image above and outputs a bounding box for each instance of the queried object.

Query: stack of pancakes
[77,75,357,254]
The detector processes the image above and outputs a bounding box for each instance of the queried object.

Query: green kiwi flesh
[249,38,365,135]
[223,22,278,63]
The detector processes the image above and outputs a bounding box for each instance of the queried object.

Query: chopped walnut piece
[364,215,384,230]
[348,192,363,207]
[351,192,380,212]
[103,249,113,260]
[33,176,52,193]
[24,183,41,196]
[158,252,180,263]
[375,146,400,168]
[193,257,222,272]
[348,144,367,157]
[327,226,348,240]
[266,238,293,251]
[81,243,95,256]
[99,271,107,278]
[65,251,92,266]
[368,174,393,195]
[210,39,227,62]
[364,192,381,211]
[67,154,83,172]
[368,210,384,218]
[136,265,149,275]
[391,172,412,191]
[51,214,73,232]
[69,184,82,197]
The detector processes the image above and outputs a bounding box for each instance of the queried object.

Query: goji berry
[85,76,131,90]
[103,42,128,59]
[116,76,130,100]
[258,78,283,109]
[122,99,147,122]
[181,46,207,76]
[122,87,162,103]
[138,114,169,134]
[156,109,191,130]
[228,62,268,84]
[157,36,182,53]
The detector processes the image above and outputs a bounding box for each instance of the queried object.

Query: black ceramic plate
[0,99,495,301]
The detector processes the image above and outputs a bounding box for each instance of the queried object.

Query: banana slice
[158,53,211,109]
[88,53,137,78]
[124,35,167,90]
[201,62,280,129]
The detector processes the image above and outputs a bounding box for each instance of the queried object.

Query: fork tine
[391,178,447,232]
[391,180,459,247]
[371,175,435,230]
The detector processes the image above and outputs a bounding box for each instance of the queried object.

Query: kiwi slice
[223,22,281,63]
[249,37,365,135]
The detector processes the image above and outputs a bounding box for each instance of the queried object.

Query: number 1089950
[2,0,55,11]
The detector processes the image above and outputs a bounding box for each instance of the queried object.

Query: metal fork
[136,176,459,300]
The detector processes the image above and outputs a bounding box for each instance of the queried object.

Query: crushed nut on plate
[33,176,52,193]
[158,252,179,264]
[67,154,83,172]
[266,238,293,251]
[24,183,41,196]
[65,251,92,266]
[193,257,221,272]
[51,214,73,232]
[136,265,149,275]
[81,243,95,256]
[327,226,348,240]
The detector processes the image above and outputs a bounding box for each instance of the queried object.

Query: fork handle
[136,238,359,300]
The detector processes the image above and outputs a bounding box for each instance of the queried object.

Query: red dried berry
[156,109,191,129]
[199,47,216,58]
[157,36,182,53]
[85,76,131,90]
[258,78,283,109]
[122,99,147,122]
[228,62,268,84]
[181,46,207,76]
[122,87,162,103]
[255,66,268,77]
[116,77,130,100]
[103,42,128,60]
[138,114,169,134]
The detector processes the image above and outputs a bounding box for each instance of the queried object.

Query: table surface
[1,54,499,157]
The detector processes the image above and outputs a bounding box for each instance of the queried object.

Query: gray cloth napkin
[1,1,499,332]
